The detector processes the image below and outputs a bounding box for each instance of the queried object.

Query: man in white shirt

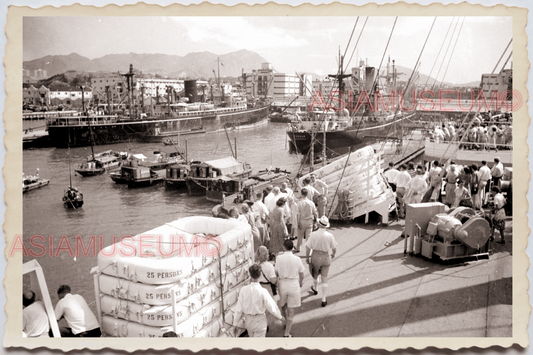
[310,173,328,217]
[393,164,411,218]
[491,157,504,188]
[384,162,399,191]
[54,285,101,337]
[263,185,274,208]
[423,161,442,202]
[478,160,492,205]
[280,182,293,199]
[305,216,338,307]
[296,188,318,253]
[233,264,284,337]
[266,187,288,214]
[300,178,319,203]
[275,239,305,338]
[23,291,50,337]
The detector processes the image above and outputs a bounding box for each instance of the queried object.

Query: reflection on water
[22,122,300,310]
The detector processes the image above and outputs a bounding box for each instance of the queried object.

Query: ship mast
[324,50,351,166]
[121,64,136,119]
[81,85,96,160]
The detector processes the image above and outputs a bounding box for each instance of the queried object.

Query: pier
[266,217,512,337]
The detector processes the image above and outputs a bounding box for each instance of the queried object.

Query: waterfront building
[23,69,48,84]
[23,85,50,106]
[480,68,512,97]
[48,88,93,108]
[244,63,312,100]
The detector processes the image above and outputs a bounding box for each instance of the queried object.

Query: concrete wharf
[266,216,512,338]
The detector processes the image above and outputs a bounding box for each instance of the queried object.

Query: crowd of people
[23,285,101,338]
[427,112,513,151]
[225,175,338,338]
[384,156,510,244]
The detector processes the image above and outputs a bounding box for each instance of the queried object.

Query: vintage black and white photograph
[6,3,529,350]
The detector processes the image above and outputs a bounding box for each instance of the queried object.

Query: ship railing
[46,115,119,126]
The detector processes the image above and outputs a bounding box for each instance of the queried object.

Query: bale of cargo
[93,216,254,337]
[298,145,395,224]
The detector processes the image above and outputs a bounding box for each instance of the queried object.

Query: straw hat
[318,216,330,228]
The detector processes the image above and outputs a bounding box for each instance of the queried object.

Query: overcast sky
[23,16,512,84]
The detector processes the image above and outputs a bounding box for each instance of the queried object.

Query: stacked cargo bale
[94,216,253,337]
[298,146,395,223]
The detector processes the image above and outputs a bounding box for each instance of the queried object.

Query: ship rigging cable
[379,17,437,157]
[423,17,456,88]
[436,18,466,91]
[437,38,512,164]
[401,16,437,109]
[341,17,360,67]
[430,17,461,93]
[344,17,369,73]
[342,17,399,152]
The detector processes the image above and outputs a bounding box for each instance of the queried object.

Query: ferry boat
[110,151,185,187]
[75,150,125,177]
[164,163,191,190]
[44,65,270,148]
[186,157,253,200]
[22,171,49,193]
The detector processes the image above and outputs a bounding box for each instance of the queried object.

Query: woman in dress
[256,246,277,299]
[453,180,472,208]
[269,197,288,255]
[256,245,278,331]
[458,166,473,192]
[404,167,427,204]
[241,203,261,252]
[444,165,458,206]
[286,196,299,241]
[407,162,416,178]
[470,164,482,210]
[490,186,507,244]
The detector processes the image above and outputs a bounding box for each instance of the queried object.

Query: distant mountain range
[392,65,480,88]
[23,51,480,87]
[23,50,270,80]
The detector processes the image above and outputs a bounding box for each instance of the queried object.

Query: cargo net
[94,217,253,337]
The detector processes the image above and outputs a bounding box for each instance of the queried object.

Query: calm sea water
[22,121,301,310]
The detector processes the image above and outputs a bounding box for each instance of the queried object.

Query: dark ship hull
[47,105,269,148]
[288,113,418,155]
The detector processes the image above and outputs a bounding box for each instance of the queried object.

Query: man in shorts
[305,216,338,307]
[275,239,305,338]
[296,187,318,253]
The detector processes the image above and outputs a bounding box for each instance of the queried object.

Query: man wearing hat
[305,216,338,307]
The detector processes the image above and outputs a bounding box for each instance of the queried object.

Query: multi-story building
[244,63,312,100]
[48,88,93,108]
[480,68,512,96]
[312,77,337,96]
[91,76,125,98]
[23,85,50,106]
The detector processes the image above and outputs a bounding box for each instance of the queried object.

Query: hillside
[23,50,270,79]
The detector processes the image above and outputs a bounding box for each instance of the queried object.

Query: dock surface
[266,217,512,337]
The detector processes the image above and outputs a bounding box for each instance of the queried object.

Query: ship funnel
[184,80,198,103]
[364,67,375,93]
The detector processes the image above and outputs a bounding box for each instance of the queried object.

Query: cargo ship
[45,65,270,148]
[287,56,421,157]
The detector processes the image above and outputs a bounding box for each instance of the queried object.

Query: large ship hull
[47,105,269,148]
[287,113,418,155]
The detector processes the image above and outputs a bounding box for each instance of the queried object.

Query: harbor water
[22,122,300,311]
